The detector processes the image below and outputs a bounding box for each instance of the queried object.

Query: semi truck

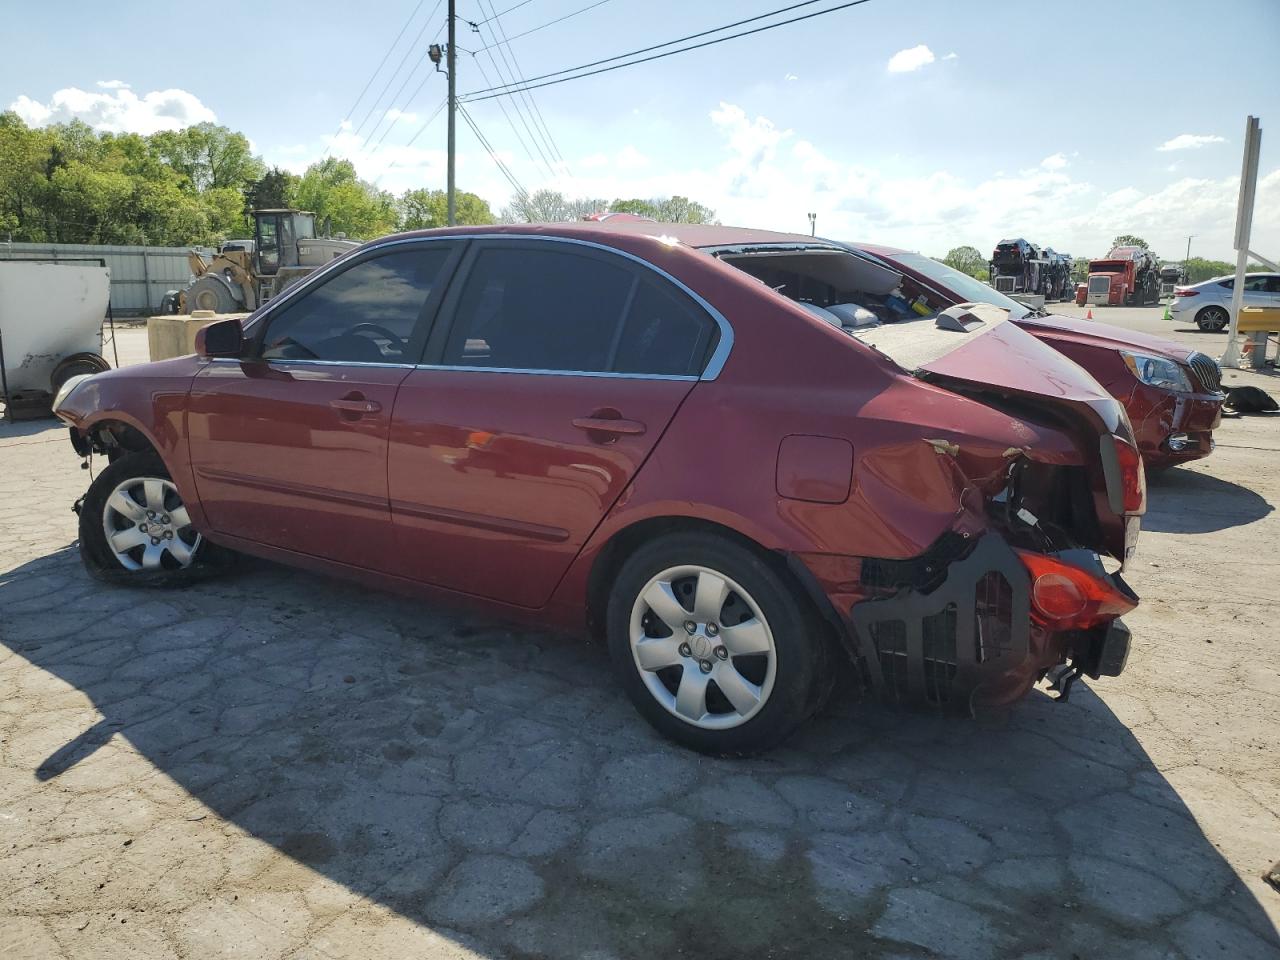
[989,239,1074,300]
[1086,245,1161,306]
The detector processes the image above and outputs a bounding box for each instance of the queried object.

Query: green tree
[942,245,986,278]
[1111,234,1149,250]
[294,158,396,239]
[397,188,496,229]
[149,123,264,192]
[650,195,716,224]
[0,111,55,239]
[245,166,299,214]
[609,198,656,217]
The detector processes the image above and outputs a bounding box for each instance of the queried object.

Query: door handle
[572,416,646,436]
[329,396,382,415]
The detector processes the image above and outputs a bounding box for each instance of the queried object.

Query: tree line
[0,113,716,247]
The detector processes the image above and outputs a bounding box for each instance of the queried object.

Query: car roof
[387,220,833,251]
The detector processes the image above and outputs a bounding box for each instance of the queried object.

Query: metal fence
[0,242,212,315]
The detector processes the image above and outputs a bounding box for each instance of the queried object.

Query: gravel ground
[2,311,1277,959]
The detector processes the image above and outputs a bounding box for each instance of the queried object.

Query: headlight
[52,373,94,414]
[1120,351,1192,392]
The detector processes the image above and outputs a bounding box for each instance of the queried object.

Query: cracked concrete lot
[2,312,1278,959]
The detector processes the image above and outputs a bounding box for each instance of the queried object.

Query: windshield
[884,251,1030,318]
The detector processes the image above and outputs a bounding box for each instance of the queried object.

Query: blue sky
[4,0,1278,259]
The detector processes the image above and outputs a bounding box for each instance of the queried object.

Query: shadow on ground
[1146,467,1273,533]
[2,547,1277,959]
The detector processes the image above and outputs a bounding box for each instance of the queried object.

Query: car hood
[1014,312,1191,360]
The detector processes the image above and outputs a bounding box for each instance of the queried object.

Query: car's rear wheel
[79,452,235,586]
[1196,306,1229,332]
[606,531,831,755]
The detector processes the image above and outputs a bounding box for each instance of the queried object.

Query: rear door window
[439,243,715,376]
[614,279,716,376]
[260,246,452,363]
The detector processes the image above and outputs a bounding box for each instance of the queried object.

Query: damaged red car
[843,243,1226,472]
[54,222,1141,754]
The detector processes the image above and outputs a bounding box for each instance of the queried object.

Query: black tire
[1196,306,1229,332]
[50,353,110,392]
[186,276,238,314]
[606,531,832,755]
[78,451,236,587]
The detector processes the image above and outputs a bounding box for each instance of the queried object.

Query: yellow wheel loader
[168,210,358,314]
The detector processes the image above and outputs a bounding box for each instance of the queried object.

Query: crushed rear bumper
[848,532,1131,711]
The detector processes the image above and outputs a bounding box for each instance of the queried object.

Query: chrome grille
[994,276,1015,292]
[1188,352,1222,393]
[1088,276,1111,295]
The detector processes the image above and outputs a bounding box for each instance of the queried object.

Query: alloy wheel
[1198,306,1229,331]
[629,564,777,729]
[102,476,202,571]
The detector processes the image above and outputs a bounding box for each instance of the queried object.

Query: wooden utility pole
[446,0,457,226]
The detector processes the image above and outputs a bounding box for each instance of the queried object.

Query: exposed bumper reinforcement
[850,533,1032,711]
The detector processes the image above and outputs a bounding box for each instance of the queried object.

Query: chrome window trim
[414,363,697,382]
[245,233,735,380]
[208,357,416,369]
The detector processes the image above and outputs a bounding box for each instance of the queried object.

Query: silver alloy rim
[102,476,201,571]
[629,564,777,730]
[1203,307,1228,329]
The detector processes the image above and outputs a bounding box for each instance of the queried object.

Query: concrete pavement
[2,317,1277,959]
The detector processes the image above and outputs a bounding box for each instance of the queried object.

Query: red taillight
[1174,288,1199,297]
[1113,436,1146,513]
[1017,552,1137,629]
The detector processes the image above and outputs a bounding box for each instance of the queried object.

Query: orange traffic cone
[1085,308,1093,320]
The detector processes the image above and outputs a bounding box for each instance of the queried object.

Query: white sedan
[1170,272,1280,331]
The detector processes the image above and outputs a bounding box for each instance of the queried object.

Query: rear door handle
[572,416,646,436]
[329,397,382,415]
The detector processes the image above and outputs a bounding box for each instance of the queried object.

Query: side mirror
[195,318,243,359]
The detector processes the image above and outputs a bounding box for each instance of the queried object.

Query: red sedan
[844,243,1225,472]
[55,222,1141,754]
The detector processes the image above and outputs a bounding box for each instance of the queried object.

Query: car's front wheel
[606,531,832,755]
[79,452,234,585]
[1196,306,1230,332]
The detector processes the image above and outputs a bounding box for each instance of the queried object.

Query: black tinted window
[441,244,715,375]
[442,246,633,371]
[261,246,450,363]
[614,279,715,376]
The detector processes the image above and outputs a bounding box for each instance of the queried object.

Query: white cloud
[887,45,935,73]
[259,99,1277,261]
[614,145,649,170]
[784,73,799,81]
[9,85,216,134]
[1157,133,1226,152]
[941,52,958,61]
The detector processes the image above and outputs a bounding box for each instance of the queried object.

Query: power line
[323,0,432,157]
[464,0,867,100]
[476,0,537,25]
[371,95,450,186]
[473,0,565,172]
[368,70,441,153]
[477,0,568,169]
[468,10,558,177]
[472,0,612,54]
[350,0,444,142]
[459,103,531,203]
[468,51,548,173]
